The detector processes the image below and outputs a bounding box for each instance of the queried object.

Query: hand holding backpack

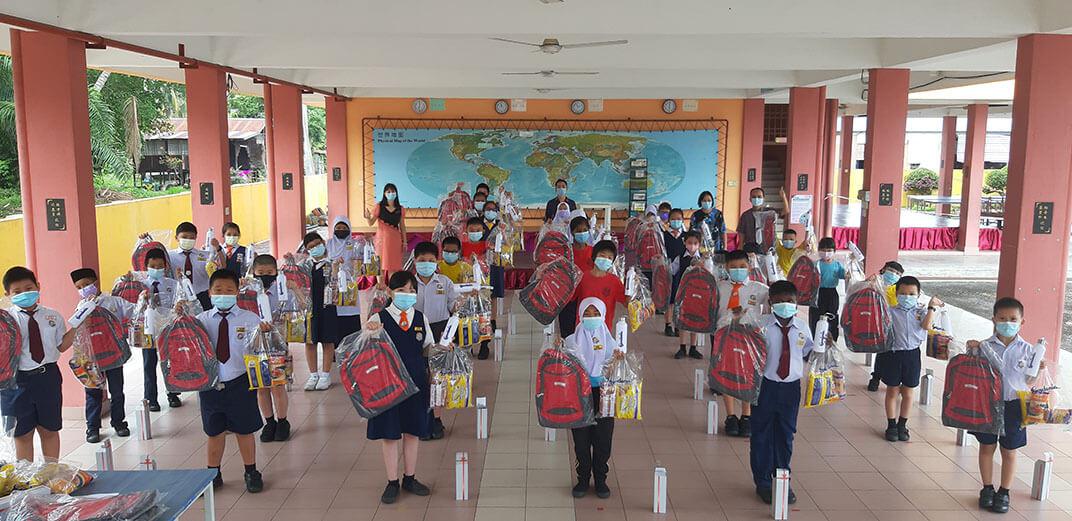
[673,265,720,334]
[520,257,583,325]
[708,319,767,405]
[337,328,419,419]
[156,314,220,393]
[942,341,1004,434]
[841,282,894,353]
[786,255,820,307]
[535,340,595,429]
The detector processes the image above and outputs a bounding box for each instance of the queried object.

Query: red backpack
[674,266,720,333]
[786,256,820,306]
[339,332,416,419]
[0,310,22,390]
[754,211,777,252]
[132,240,168,271]
[635,224,666,271]
[651,257,673,312]
[157,315,219,393]
[83,307,131,372]
[520,257,582,325]
[709,322,767,404]
[237,289,260,315]
[438,187,473,224]
[535,346,594,429]
[534,230,573,265]
[942,352,1003,433]
[281,264,311,291]
[841,287,893,353]
[623,217,641,267]
[111,276,148,305]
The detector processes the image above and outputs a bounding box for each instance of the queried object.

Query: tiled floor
[54,295,1072,521]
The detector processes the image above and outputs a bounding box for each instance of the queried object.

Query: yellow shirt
[885,284,898,307]
[438,260,473,284]
[775,244,803,274]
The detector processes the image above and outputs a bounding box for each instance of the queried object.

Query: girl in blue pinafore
[364,271,432,505]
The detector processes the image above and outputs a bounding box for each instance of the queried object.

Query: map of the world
[371,128,719,208]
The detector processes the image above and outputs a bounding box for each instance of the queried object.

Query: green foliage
[903,167,939,195]
[307,106,325,152]
[985,166,1007,194]
[228,93,264,118]
[0,187,19,218]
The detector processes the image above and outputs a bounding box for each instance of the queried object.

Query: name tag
[435,283,445,295]
[593,338,604,350]
[197,254,208,262]
[236,327,247,340]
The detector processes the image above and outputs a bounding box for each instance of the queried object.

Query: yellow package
[456,316,477,347]
[446,373,474,409]
[245,354,272,390]
[268,355,290,387]
[804,370,839,409]
[284,312,308,343]
[614,381,642,420]
[628,300,654,332]
[129,322,152,349]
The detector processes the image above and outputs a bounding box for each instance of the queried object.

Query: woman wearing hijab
[365,183,407,277]
[564,297,626,500]
[327,216,364,344]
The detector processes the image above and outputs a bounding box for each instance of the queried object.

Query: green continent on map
[526,149,583,185]
[477,163,510,184]
[545,134,646,166]
[441,133,504,161]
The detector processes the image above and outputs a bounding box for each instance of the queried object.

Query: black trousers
[85,367,126,430]
[808,287,840,342]
[571,387,615,483]
[142,349,179,404]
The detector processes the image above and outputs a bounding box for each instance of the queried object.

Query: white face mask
[178,238,196,251]
[224,235,240,246]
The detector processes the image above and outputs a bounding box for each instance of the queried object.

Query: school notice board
[371,128,719,208]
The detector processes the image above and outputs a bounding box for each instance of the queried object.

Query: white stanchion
[476,397,488,439]
[956,428,973,447]
[508,313,516,335]
[919,369,934,405]
[707,400,720,435]
[95,443,113,471]
[696,335,705,348]
[865,352,874,367]
[138,454,157,471]
[773,469,790,520]
[693,369,704,400]
[137,399,152,440]
[653,466,667,513]
[493,329,504,362]
[455,452,470,501]
[1032,452,1054,501]
[545,428,556,442]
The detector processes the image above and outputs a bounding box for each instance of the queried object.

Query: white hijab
[566,297,618,378]
[327,215,353,260]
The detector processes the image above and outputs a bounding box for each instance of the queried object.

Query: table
[73,469,217,521]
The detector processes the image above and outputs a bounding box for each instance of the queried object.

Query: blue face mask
[669,220,684,230]
[393,292,417,311]
[573,231,590,244]
[882,272,900,286]
[467,231,483,242]
[701,201,713,211]
[10,291,39,309]
[211,294,237,310]
[474,201,485,211]
[308,244,326,258]
[751,197,764,207]
[594,257,614,272]
[147,268,166,281]
[582,316,603,332]
[415,261,437,278]
[772,302,797,319]
[995,321,1021,338]
[659,212,669,221]
[728,268,749,283]
[897,295,918,310]
[485,210,498,221]
[385,192,397,202]
[782,239,796,249]
[556,187,567,197]
[443,251,460,264]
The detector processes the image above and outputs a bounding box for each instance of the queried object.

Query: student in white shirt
[716,250,770,438]
[141,248,183,410]
[750,280,813,506]
[148,222,221,311]
[1,267,76,461]
[250,254,293,442]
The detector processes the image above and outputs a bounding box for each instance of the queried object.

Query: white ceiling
[2,0,1070,109]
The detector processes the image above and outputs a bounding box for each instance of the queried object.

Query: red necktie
[216,312,230,363]
[22,310,44,363]
[728,283,743,309]
[777,324,791,380]
[399,311,409,331]
[183,252,193,282]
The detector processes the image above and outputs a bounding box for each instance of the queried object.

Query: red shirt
[573,270,627,330]
[462,238,487,261]
[573,244,594,273]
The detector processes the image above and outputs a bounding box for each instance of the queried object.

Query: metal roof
[145,118,265,141]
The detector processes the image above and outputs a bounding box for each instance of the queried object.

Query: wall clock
[662,99,677,114]
[570,99,586,115]
[412,98,428,114]
[495,99,510,114]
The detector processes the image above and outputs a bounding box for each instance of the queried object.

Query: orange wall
[344,98,744,230]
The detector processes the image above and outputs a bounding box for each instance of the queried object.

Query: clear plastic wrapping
[786,254,820,307]
[246,327,288,390]
[753,210,778,252]
[429,344,474,409]
[673,265,720,334]
[650,255,673,313]
[156,314,220,393]
[74,307,131,373]
[437,183,473,226]
[127,292,152,350]
[3,460,94,495]
[1020,367,1072,426]
[623,216,642,268]
[708,319,767,405]
[534,225,573,265]
[6,490,165,521]
[840,278,894,353]
[599,352,643,420]
[635,220,667,271]
[520,257,583,325]
[130,233,170,272]
[338,328,419,419]
[625,268,654,332]
[535,339,595,429]
[110,272,149,305]
[942,344,1004,435]
[0,310,22,390]
[805,343,845,409]
[925,307,962,360]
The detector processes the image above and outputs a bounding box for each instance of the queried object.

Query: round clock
[662,99,677,114]
[412,98,428,114]
[495,99,510,115]
[570,99,586,115]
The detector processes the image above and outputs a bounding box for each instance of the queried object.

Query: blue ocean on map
[372,128,719,208]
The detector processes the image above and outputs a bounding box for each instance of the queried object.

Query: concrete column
[738,98,764,215]
[264,84,306,256]
[785,86,825,236]
[956,104,988,252]
[858,69,910,274]
[937,115,957,215]
[325,97,350,223]
[184,66,232,233]
[997,34,1072,361]
[820,99,838,237]
[838,115,855,201]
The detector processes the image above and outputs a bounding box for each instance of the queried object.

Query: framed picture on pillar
[747,168,756,182]
[1033,202,1054,234]
[332,167,342,182]
[878,183,894,206]
[282,173,294,190]
[199,183,214,205]
[797,173,808,191]
[45,198,66,231]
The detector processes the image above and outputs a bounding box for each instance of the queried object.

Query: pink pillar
[184,67,232,233]
[937,115,957,215]
[838,115,855,200]
[785,86,826,237]
[738,99,764,214]
[858,69,910,275]
[264,84,306,255]
[997,34,1072,362]
[956,105,988,252]
[325,97,350,223]
[820,99,838,237]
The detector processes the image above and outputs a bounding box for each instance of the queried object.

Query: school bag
[942,350,1004,434]
[840,286,894,353]
[754,210,778,252]
[708,321,767,405]
[338,329,418,419]
[674,266,720,333]
[786,255,820,307]
[623,216,641,267]
[156,315,220,393]
[131,239,168,272]
[650,256,673,313]
[519,257,583,325]
[535,343,595,429]
[438,185,473,224]
[534,229,573,265]
[0,310,22,390]
[635,222,667,271]
[111,274,148,305]
[81,307,132,372]
[237,288,260,315]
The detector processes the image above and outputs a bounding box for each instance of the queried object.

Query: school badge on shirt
[414,325,425,342]
[236,327,247,341]
[47,315,57,328]
[593,338,604,350]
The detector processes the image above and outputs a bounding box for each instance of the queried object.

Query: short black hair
[555,178,568,188]
[473,191,487,201]
[769,280,798,299]
[669,207,684,218]
[750,187,765,196]
[725,250,749,264]
[994,297,1024,316]
[697,191,714,206]
[882,261,905,274]
[683,230,702,243]
[252,254,277,269]
[818,237,836,250]
[895,275,921,292]
[782,229,798,236]
[222,222,241,235]
[466,216,484,228]
[70,268,97,284]
[145,247,168,263]
[302,232,323,248]
[570,216,590,233]
[3,267,37,291]
[475,182,490,194]
[483,199,498,211]
[441,236,462,249]
[742,242,763,255]
[592,240,617,260]
[414,241,438,258]
[388,270,417,291]
[209,268,240,288]
[658,202,672,211]
[175,221,197,236]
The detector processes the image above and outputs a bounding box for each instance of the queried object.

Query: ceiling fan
[502,70,598,77]
[490,37,628,54]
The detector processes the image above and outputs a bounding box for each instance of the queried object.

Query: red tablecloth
[832,227,1001,251]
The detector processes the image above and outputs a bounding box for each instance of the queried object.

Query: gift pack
[430,343,475,409]
[599,352,644,420]
[338,328,418,419]
[535,339,595,429]
[942,345,1004,434]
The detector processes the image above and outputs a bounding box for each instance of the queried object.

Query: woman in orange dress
[364,183,407,278]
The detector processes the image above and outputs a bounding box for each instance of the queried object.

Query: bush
[0,188,21,218]
[904,168,939,195]
[985,166,1007,194]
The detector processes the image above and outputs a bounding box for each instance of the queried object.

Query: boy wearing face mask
[250,255,293,442]
[673,231,703,358]
[220,222,248,275]
[413,241,456,440]
[1,267,77,462]
[662,209,687,336]
[868,261,905,392]
[195,269,271,492]
[751,280,813,505]
[472,192,488,218]
[657,202,672,225]
[301,232,340,391]
[716,251,770,437]
[571,241,628,332]
[558,217,595,338]
[151,222,221,311]
[482,200,506,341]
[437,237,473,284]
[809,238,847,341]
[142,248,182,410]
[774,229,805,275]
[70,268,134,443]
[875,276,942,442]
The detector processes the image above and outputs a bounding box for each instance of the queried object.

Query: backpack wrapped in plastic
[942,343,1004,434]
[599,351,643,420]
[0,310,23,390]
[367,287,391,318]
[535,339,595,429]
[236,277,265,316]
[7,490,165,521]
[708,318,767,405]
[131,233,170,272]
[111,272,149,305]
[156,313,220,393]
[650,255,673,313]
[674,264,720,334]
[68,305,130,376]
[437,183,473,225]
[520,257,583,325]
[625,268,654,332]
[246,327,289,390]
[786,254,820,307]
[337,327,419,419]
[840,278,894,353]
[534,224,573,265]
[635,220,667,271]
[753,210,778,252]
[804,317,845,408]
[429,337,475,410]
[623,216,642,268]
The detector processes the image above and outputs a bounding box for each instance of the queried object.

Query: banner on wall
[371,128,719,208]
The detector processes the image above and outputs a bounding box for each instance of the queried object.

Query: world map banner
[371,128,720,209]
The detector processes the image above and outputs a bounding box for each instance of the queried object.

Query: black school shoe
[664,324,675,337]
[113,422,131,437]
[244,469,264,493]
[595,480,611,499]
[572,481,588,498]
[674,347,686,359]
[757,487,772,504]
[146,401,161,412]
[867,375,880,392]
[991,489,1010,514]
[979,486,995,509]
[86,429,101,444]
[725,415,740,437]
[738,416,751,437]
[211,468,223,489]
[167,394,182,408]
[431,417,445,440]
[885,425,899,442]
[381,481,400,504]
[477,342,490,360]
[401,475,430,496]
[688,346,703,360]
[275,418,291,441]
[898,424,910,442]
[260,418,277,443]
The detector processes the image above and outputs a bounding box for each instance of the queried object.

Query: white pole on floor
[137,399,153,440]
[138,454,157,471]
[773,469,790,520]
[956,428,972,447]
[493,329,504,362]
[508,313,516,335]
[455,452,470,501]
[693,369,705,400]
[95,447,112,471]
[865,352,874,367]
[707,400,720,435]
[544,428,556,442]
[475,396,488,439]
[919,369,934,406]
[1032,452,1054,501]
[653,466,668,513]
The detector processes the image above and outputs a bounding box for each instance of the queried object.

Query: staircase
[761,158,786,234]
